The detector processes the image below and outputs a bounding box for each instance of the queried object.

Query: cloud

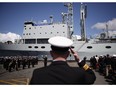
[72,35,81,39]
[91,22,106,30]
[91,18,116,36]
[41,20,48,23]
[91,18,116,31]
[0,32,21,43]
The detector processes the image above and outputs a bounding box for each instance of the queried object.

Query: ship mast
[80,3,87,41]
[64,3,73,38]
[106,23,109,39]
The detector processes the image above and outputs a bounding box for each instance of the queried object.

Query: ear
[50,50,53,57]
[65,51,70,58]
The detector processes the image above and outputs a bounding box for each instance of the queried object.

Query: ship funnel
[50,15,53,24]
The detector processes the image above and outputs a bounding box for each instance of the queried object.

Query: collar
[53,59,66,62]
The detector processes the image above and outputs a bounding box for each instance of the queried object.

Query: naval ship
[0,3,116,60]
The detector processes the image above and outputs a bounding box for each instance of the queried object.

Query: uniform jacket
[30,61,96,84]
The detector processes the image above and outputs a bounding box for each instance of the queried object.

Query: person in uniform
[30,36,96,84]
[43,55,48,67]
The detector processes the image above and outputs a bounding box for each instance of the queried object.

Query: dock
[0,61,109,85]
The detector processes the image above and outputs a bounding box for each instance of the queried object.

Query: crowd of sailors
[0,56,38,72]
[0,54,116,84]
[89,54,116,84]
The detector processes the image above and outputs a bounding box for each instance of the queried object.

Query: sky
[0,2,116,42]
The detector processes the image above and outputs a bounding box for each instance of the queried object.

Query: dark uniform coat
[30,61,96,84]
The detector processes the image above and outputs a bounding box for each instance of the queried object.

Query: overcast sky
[0,2,116,42]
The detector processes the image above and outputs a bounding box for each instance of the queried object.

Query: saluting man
[30,36,96,84]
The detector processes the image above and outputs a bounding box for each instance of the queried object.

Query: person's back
[30,61,94,84]
[29,36,96,84]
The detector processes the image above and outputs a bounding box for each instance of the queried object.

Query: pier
[0,61,110,85]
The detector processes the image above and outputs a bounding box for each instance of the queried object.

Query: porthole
[35,46,38,48]
[87,46,92,49]
[106,46,111,49]
[28,46,32,48]
[41,46,45,49]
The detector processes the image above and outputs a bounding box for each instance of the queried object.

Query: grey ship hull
[0,41,116,60]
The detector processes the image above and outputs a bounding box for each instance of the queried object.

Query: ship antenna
[50,15,53,24]
[64,3,73,38]
[80,3,87,41]
[61,12,67,24]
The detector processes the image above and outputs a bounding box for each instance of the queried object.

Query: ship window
[41,46,45,49]
[63,32,65,33]
[57,32,59,33]
[87,46,92,49]
[28,46,32,48]
[106,46,111,49]
[29,27,31,29]
[52,26,54,28]
[35,46,38,48]
[25,39,36,44]
[37,39,48,44]
[51,32,52,34]
[25,28,26,30]
[63,25,64,27]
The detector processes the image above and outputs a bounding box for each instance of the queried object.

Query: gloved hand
[78,60,86,67]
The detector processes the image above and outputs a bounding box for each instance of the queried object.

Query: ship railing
[95,40,116,43]
[34,22,65,26]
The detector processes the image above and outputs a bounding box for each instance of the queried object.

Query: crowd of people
[0,56,38,72]
[0,53,115,84]
[90,54,116,84]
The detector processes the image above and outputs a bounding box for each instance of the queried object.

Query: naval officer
[29,36,96,84]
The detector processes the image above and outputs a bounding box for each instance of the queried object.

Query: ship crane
[80,3,87,41]
[61,12,68,24]
[64,3,73,38]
